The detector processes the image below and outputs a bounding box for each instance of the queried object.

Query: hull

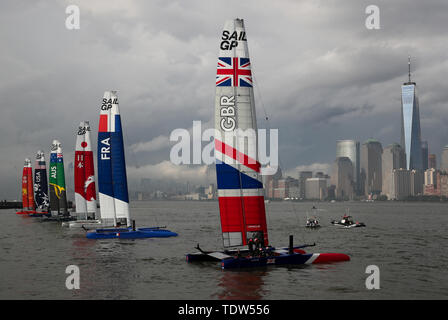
[40,215,76,222]
[186,246,350,269]
[62,220,113,229]
[16,210,35,215]
[331,221,366,228]
[29,212,51,217]
[86,227,178,239]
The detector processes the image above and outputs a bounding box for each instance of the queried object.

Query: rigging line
[251,70,274,231]
[253,69,306,242]
[122,121,140,170]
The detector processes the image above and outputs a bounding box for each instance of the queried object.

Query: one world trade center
[400,57,423,170]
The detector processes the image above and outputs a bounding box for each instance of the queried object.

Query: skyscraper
[298,171,312,199]
[331,157,354,200]
[421,141,428,170]
[381,143,406,199]
[400,57,423,170]
[361,139,383,196]
[336,140,360,195]
[441,146,448,172]
[428,154,437,169]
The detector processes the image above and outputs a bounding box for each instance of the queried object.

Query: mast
[56,141,68,215]
[34,151,49,213]
[75,121,88,217]
[21,158,34,211]
[83,121,97,218]
[75,121,97,219]
[214,19,268,248]
[49,140,67,216]
[49,141,60,215]
[98,91,130,226]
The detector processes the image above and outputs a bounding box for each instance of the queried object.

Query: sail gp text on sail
[220,30,247,50]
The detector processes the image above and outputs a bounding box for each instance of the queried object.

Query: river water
[1,200,447,299]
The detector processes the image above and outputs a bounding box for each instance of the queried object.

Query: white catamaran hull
[62,219,114,229]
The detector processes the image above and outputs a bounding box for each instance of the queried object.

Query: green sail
[49,140,68,215]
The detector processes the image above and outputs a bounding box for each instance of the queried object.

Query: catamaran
[44,140,75,221]
[63,121,109,228]
[16,158,35,215]
[186,19,350,269]
[29,151,50,217]
[86,91,177,239]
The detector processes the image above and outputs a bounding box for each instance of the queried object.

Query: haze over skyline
[1,0,448,199]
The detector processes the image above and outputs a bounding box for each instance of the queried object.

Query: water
[1,201,447,299]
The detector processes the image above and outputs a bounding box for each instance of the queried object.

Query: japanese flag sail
[215,19,268,248]
[75,121,88,215]
[98,91,130,226]
[75,121,97,217]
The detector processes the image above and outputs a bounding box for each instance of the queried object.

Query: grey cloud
[0,0,447,199]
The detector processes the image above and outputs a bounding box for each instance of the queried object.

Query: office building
[336,140,360,194]
[400,57,423,170]
[382,143,406,199]
[361,139,383,196]
[331,157,354,200]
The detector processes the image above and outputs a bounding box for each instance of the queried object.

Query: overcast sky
[1,0,447,199]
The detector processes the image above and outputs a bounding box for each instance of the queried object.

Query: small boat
[331,215,365,228]
[16,158,36,215]
[86,91,177,239]
[41,140,76,222]
[186,19,349,269]
[306,217,320,229]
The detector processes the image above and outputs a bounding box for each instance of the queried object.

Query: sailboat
[16,158,35,215]
[63,121,107,228]
[45,140,75,221]
[86,91,177,239]
[186,19,350,269]
[29,151,50,217]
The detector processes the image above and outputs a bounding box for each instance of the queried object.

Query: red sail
[21,159,35,211]
[21,167,29,209]
[27,167,34,210]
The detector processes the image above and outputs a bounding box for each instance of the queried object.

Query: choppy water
[1,201,447,299]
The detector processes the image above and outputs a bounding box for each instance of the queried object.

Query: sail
[21,158,34,211]
[34,151,49,212]
[83,121,97,216]
[75,121,87,215]
[215,19,268,248]
[49,140,68,216]
[98,91,130,226]
[75,121,97,218]
[49,141,59,215]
